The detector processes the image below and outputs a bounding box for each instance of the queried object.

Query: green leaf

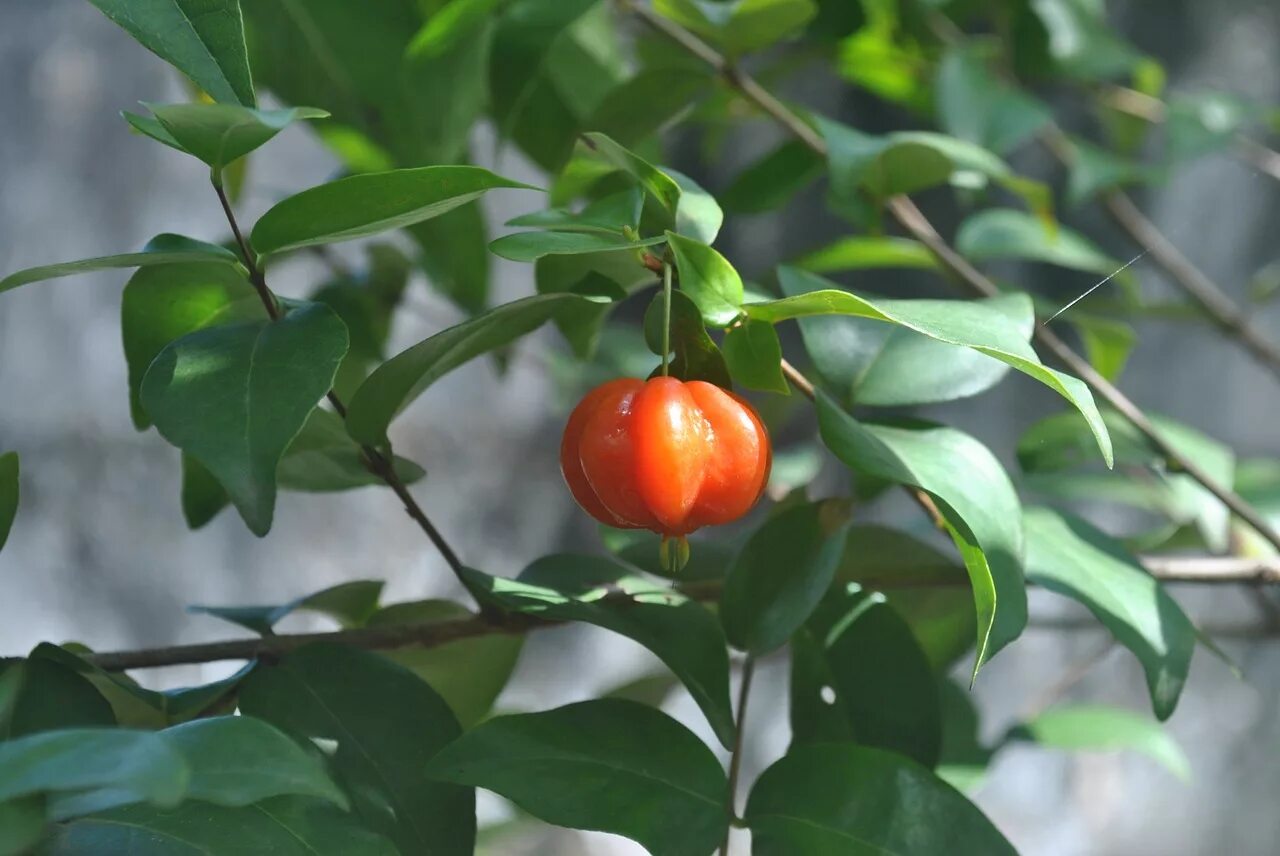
[367,600,522,729]
[721,140,823,213]
[1023,506,1195,720]
[794,591,942,767]
[654,0,818,56]
[0,657,115,739]
[668,167,725,245]
[410,204,493,316]
[643,290,734,388]
[745,743,1017,855]
[191,579,385,636]
[779,270,1029,407]
[121,261,263,430]
[937,681,994,792]
[1249,260,1280,304]
[346,293,597,446]
[723,319,788,393]
[141,103,327,176]
[720,500,851,655]
[508,187,644,235]
[537,255,646,359]
[936,45,1052,155]
[793,235,937,273]
[0,797,43,856]
[87,0,256,106]
[762,267,1113,464]
[462,559,735,748]
[836,526,976,671]
[1073,313,1136,382]
[817,402,1026,675]
[250,166,536,257]
[140,303,349,536]
[667,232,744,326]
[581,132,682,218]
[239,644,473,856]
[1013,705,1190,780]
[425,699,728,856]
[956,208,1127,279]
[277,410,424,493]
[0,729,187,813]
[1065,137,1161,205]
[1166,92,1260,163]
[0,453,16,553]
[490,231,666,262]
[1,234,239,295]
[586,68,714,148]
[1027,0,1142,81]
[50,797,398,856]
[409,0,504,59]
[162,716,347,808]
[181,454,230,529]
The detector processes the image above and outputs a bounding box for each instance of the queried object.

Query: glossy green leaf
[723,319,788,393]
[1013,705,1190,780]
[836,526,975,671]
[140,103,327,176]
[462,559,735,747]
[0,729,187,812]
[88,0,255,106]
[537,255,645,359]
[346,293,597,446]
[0,657,114,739]
[411,204,493,315]
[957,209,1126,277]
[162,716,347,808]
[50,797,398,856]
[779,269,1029,407]
[936,45,1052,155]
[817,402,1026,675]
[426,699,728,856]
[745,743,1017,855]
[720,500,851,655]
[277,410,424,493]
[239,644,473,856]
[605,529,735,582]
[1024,506,1195,719]
[667,232,744,326]
[794,591,942,766]
[793,236,937,273]
[367,600,522,728]
[762,267,1112,463]
[654,0,817,55]
[668,167,725,245]
[581,132,682,217]
[0,453,16,553]
[1,234,239,295]
[250,166,535,257]
[141,303,348,536]
[643,290,734,388]
[508,187,644,235]
[181,454,230,529]
[191,579,384,636]
[721,140,823,213]
[121,261,263,430]
[1074,313,1136,382]
[490,231,665,262]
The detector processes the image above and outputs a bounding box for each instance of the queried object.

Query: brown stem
[212,182,467,582]
[722,655,756,853]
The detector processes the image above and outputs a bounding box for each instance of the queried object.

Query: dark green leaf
[817,401,1026,675]
[250,167,535,257]
[0,657,114,739]
[1065,137,1161,205]
[720,500,851,654]
[581,132,682,217]
[277,410,424,493]
[745,743,1017,855]
[239,644,473,856]
[793,236,936,273]
[0,453,16,553]
[508,187,644,235]
[367,600,522,728]
[722,140,823,213]
[936,45,1052,155]
[462,559,735,747]
[88,0,256,106]
[346,293,598,446]
[181,454,230,529]
[141,303,349,536]
[1,234,239,295]
[51,797,398,856]
[586,68,713,147]
[723,320,788,393]
[956,209,1127,278]
[121,261,263,430]
[162,716,347,807]
[191,579,385,636]
[1023,506,1195,719]
[605,528,735,582]
[409,0,504,59]
[143,103,328,175]
[538,259,640,359]
[1012,705,1190,780]
[410,203,493,315]
[667,232,744,326]
[937,681,993,792]
[0,797,43,856]
[426,699,728,856]
[654,0,817,56]
[490,231,666,262]
[763,268,1112,462]
[643,290,734,388]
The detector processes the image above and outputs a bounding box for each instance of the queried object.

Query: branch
[625,0,1280,553]
[721,655,755,852]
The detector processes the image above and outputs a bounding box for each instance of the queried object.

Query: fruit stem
[660,261,673,377]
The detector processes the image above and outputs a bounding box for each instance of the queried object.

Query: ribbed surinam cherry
[561,376,772,571]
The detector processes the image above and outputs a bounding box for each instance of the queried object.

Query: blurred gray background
[1,1,1278,854]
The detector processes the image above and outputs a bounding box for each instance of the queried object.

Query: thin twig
[211,183,467,582]
[625,2,1280,552]
[722,655,756,853]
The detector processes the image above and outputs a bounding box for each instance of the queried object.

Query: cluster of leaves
[1,0,1276,853]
